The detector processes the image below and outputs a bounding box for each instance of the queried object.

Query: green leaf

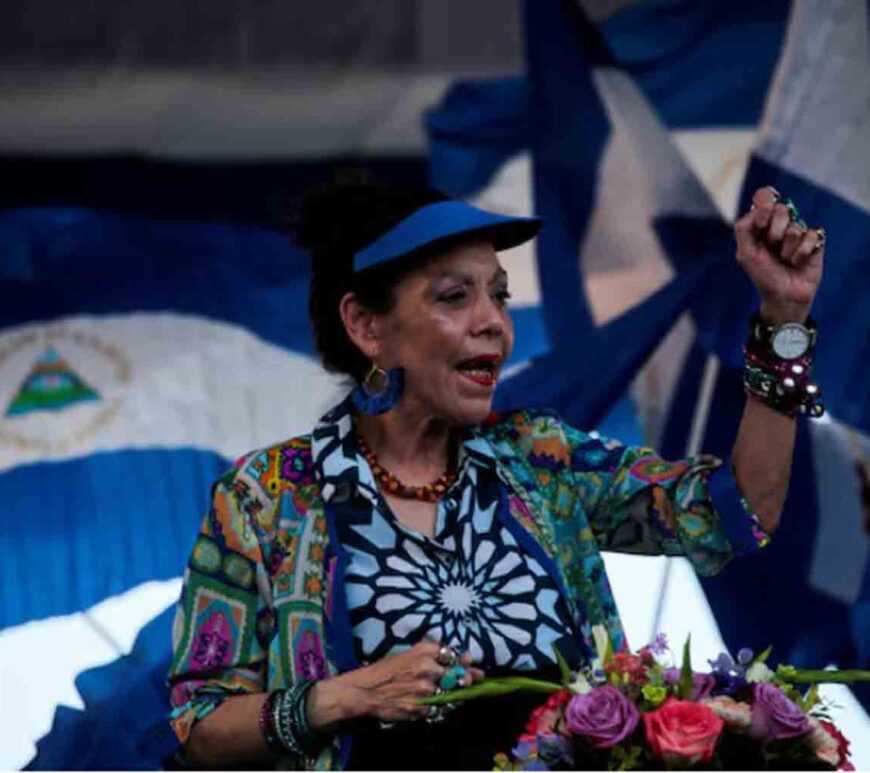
[774,663,797,684]
[678,634,693,699]
[799,684,820,713]
[552,643,573,687]
[418,676,562,705]
[753,645,773,665]
[608,745,644,771]
[493,752,514,771]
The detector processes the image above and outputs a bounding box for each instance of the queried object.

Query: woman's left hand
[734,185,825,325]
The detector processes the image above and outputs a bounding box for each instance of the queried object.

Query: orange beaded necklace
[357,434,457,503]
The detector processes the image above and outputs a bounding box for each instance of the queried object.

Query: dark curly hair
[295,182,451,380]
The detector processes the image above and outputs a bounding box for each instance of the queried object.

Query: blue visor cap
[353,200,542,273]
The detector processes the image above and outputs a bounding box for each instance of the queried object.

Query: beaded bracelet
[258,691,285,755]
[742,343,824,418]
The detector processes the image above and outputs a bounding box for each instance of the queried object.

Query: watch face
[772,324,810,359]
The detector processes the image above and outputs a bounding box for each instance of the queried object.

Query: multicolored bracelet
[743,335,824,418]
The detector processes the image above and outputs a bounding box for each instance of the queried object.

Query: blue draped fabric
[26,606,179,770]
[495,262,713,429]
[0,207,314,353]
[599,0,790,128]
[431,0,732,431]
[658,0,870,718]
[426,77,531,199]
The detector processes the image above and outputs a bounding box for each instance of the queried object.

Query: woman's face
[375,239,514,426]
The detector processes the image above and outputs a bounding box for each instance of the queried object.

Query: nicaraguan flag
[667,0,870,717]
[429,0,735,439]
[0,207,346,631]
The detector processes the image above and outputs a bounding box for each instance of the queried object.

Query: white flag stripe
[0,312,345,474]
[758,0,870,213]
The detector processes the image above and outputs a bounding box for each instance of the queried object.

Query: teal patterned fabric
[167,404,769,769]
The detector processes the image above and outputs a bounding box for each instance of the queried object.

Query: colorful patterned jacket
[167,407,768,769]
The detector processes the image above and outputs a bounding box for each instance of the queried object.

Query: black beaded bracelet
[258,691,285,755]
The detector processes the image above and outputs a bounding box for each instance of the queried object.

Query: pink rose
[643,698,725,765]
[750,683,811,742]
[565,685,640,749]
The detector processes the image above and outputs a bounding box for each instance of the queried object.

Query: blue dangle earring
[350,362,405,415]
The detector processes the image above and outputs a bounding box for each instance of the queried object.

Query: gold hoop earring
[351,363,405,415]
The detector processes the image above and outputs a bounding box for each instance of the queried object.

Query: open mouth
[455,355,502,389]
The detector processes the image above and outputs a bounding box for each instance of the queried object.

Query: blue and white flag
[668,0,870,715]
[0,207,345,631]
[429,0,733,437]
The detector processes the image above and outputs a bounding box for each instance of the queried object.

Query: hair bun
[301,180,450,379]
[295,182,398,258]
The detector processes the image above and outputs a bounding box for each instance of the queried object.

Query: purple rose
[750,683,812,742]
[663,668,716,700]
[565,686,640,749]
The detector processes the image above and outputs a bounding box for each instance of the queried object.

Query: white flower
[569,673,593,694]
[745,661,775,683]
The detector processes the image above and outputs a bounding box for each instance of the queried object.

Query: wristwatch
[749,313,818,360]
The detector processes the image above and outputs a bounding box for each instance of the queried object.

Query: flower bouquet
[422,630,869,770]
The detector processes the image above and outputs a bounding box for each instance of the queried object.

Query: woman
[167,182,825,769]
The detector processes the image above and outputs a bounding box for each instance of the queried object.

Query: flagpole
[81,609,125,657]
[650,349,720,640]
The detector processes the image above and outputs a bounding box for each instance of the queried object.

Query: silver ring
[436,645,457,667]
[426,703,446,723]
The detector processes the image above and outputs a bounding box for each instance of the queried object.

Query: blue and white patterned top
[312,399,582,669]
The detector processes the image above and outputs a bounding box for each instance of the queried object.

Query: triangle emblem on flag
[5,346,101,417]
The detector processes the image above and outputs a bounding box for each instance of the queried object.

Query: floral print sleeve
[167,473,272,745]
[563,423,770,577]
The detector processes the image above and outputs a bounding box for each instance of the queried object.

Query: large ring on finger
[813,227,826,252]
[426,702,447,724]
[438,664,468,691]
[436,645,458,667]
